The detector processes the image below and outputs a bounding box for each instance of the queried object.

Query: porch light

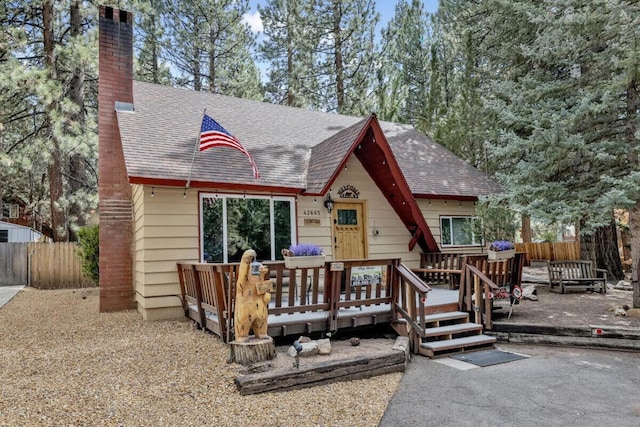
[324,193,334,213]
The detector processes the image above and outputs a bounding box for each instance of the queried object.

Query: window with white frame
[1,203,19,219]
[440,216,482,247]
[200,193,296,263]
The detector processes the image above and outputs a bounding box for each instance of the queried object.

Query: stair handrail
[459,263,500,329]
[394,263,432,351]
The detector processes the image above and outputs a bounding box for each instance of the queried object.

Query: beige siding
[134,157,483,320]
[297,155,422,268]
[133,185,199,320]
[417,199,484,254]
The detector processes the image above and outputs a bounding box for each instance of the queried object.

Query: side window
[440,216,481,247]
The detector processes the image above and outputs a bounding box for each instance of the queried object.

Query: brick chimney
[98,5,135,312]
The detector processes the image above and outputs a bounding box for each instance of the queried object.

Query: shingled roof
[116,81,501,198]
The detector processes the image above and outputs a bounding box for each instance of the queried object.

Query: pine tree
[310,0,379,114]
[1,1,98,241]
[377,0,432,127]
[259,0,319,107]
[134,0,172,85]
[164,0,262,99]
[463,1,635,281]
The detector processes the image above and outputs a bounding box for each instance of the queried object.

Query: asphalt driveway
[380,344,640,427]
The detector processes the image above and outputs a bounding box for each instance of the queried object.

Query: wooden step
[423,322,483,339]
[424,311,469,324]
[392,311,471,336]
[419,334,496,358]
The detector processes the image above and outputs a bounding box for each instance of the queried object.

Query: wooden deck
[178,258,497,357]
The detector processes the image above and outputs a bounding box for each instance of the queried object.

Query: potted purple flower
[282,243,325,269]
[488,240,515,260]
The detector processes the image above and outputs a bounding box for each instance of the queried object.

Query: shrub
[77,225,99,284]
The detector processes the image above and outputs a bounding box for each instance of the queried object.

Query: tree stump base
[228,336,276,366]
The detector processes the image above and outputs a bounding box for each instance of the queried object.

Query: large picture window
[440,216,481,247]
[200,194,296,263]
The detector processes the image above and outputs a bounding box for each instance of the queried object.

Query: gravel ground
[505,266,640,328]
[0,287,401,426]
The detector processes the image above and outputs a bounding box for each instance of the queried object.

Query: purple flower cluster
[489,240,514,251]
[289,243,323,256]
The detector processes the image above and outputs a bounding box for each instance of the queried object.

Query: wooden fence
[0,242,94,289]
[515,241,581,265]
[0,243,28,285]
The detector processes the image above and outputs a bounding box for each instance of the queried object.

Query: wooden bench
[547,260,607,294]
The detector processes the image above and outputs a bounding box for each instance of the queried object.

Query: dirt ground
[494,266,640,329]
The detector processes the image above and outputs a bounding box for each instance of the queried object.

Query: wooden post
[474,275,481,325]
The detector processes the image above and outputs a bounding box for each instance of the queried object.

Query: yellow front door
[332,202,367,260]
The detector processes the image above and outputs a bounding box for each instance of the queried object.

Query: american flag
[199,114,260,179]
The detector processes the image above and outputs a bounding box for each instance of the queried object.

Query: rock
[521,285,538,301]
[287,341,318,358]
[298,336,312,343]
[613,281,633,290]
[392,336,409,352]
[614,307,627,317]
[349,337,360,346]
[317,338,331,355]
[626,308,640,318]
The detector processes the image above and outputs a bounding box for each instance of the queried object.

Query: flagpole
[186,108,206,189]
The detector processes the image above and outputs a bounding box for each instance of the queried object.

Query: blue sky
[244,1,440,34]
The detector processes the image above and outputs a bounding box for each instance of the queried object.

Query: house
[98,6,501,321]
[0,197,49,242]
[0,221,45,243]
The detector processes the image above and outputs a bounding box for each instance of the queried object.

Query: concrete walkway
[0,285,24,309]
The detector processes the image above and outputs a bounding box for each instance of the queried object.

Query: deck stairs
[394,309,496,358]
[418,311,495,358]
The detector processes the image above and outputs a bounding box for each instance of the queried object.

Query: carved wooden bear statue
[234,249,272,341]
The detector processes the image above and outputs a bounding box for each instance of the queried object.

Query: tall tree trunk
[150,14,159,83]
[333,1,344,113]
[67,0,86,241]
[581,218,625,281]
[630,205,640,308]
[521,214,532,243]
[286,19,294,106]
[208,27,216,93]
[627,74,640,307]
[43,1,66,242]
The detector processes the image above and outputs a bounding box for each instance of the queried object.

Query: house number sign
[338,185,359,199]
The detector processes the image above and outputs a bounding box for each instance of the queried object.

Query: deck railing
[459,264,500,329]
[457,253,526,329]
[418,252,469,288]
[394,263,432,352]
[177,257,434,345]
